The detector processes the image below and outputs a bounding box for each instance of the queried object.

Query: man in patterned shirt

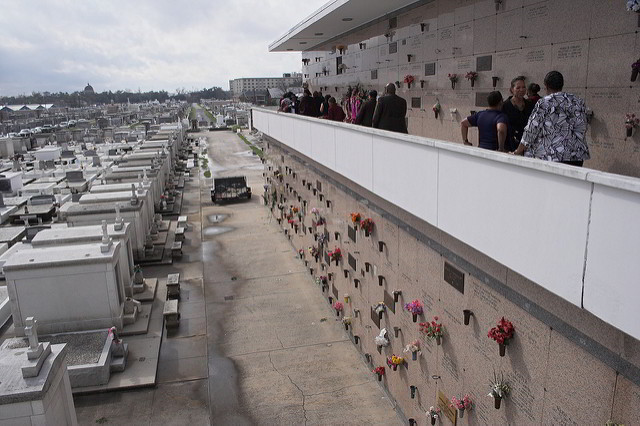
[513,71,590,166]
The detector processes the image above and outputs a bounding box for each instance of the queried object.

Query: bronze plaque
[371,306,380,328]
[332,283,339,299]
[424,62,436,76]
[348,253,357,271]
[389,41,398,54]
[475,92,491,107]
[411,97,421,108]
[437,391,457,425]
[444,262,465,294]
[348,225,357,243]
[383,290,395,314]
[476,55,493,71]
[371,69,378,80]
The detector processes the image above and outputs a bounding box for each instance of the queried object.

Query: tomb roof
[3,241,120,271]
[31,223,129,246]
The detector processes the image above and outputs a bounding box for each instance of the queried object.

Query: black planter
[463,309,473,325]
[494,396,502,409]
[632,68,639,82]
[410,386,416,399]
[492,76,499,88]
[627,127,634,137]
[354,335,359,344]
[499,343,506,357]
[413,314,417,323]
[412,351,417,361]
[336,310,340,317]
[364,230,370,237]
[431,416,436,425]
[471,79,475,88]
[344,323,349,330]
[377,373,382,382]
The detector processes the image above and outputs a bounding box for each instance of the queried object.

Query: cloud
[0,0,327,96]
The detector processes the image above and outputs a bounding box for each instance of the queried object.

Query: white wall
[253,108,640,340]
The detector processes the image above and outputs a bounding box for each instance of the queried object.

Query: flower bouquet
[404,299,424,322]
[373,366,385,381]
[360,218,374,236]
[298,249,305,259]
[433,101,441,119]
[625,113,639,137]
[465,71,478,88]
[488,371,510,409]
[427,406,441,425]
[333,301,344,316]
[403,340,421,361]
[343,293,350,303]
[292,207,299,214]
[350,212,362,227]
[404,74,415,89]
[632,59,640,82]
[450,395,473,418]
[373,302,386,319]
[328,247,342,265]
[419,316,444,345]
[627,0,640,12]
[308,246,319,260]
[386,354,405,371]
[488,317,514,356]
[448,73,458,89]
[375,328,390,347]
[342,316,352,330]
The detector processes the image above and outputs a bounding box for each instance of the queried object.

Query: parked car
[18,129,32,138]
[41,125,53,133]
[68,120,77,127]
[59,121,68,128]
[32,127,42,134]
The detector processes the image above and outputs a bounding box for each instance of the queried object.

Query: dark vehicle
[211,176,251,203]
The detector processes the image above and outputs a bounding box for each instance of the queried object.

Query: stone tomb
[3,239,131,336]
[79,188,153,239]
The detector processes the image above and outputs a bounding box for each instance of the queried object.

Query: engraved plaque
[424,62,436,76]
[389,17,397,29]
[476,55,492,71]
[475,92,491,107]
[371,69,378,80]
[316,180,322,192]
[437,391,457,424]
[371,306,381,328]
[332,283,339,299]
[348,252,357,271]
[348,225,357,243]
[444,262,465,294]
[411,97,421,108]
[383,290,395,314]
[281,155,285,162]
[389,42,398,54]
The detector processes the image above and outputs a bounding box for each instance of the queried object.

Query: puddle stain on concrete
[203,226,233,236]
[207,214,228,224]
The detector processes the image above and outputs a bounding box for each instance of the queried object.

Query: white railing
[252,107,640,341]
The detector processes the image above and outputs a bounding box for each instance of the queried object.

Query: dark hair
[324,94,331,101]
[510,76,526,89]
[369,90,377,99]
[528,83,540,94]
[544,71,564,91]
[329,97,337,104]
[487,91,503,107]
[303,89,311,96]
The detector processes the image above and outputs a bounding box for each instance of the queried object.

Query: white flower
[375,328,390,347]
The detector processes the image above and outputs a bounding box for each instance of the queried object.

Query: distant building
[83,83,95,94]
[229,73,302,100]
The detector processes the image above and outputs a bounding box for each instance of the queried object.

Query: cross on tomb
[25,317,40,350]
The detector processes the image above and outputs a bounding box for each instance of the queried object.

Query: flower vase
[436,336,442,346]
[632,69,639,82]
[458,408,465,419]
[334,259,339,266]
[364,230,370,237]
[336,310,340,317]
[412,351,417,361]
[412,314,417,323]
[494,396,502,409]
[471,79,475,88]
[431,416,436,425]
[492,76,499,88]
[463,309,472,325]
[378,311,383,320]
[344,323,349,331]
[451,81,456,90]
[499,343,506,357]
[392,365,398,371]
[408,83,411,89]
[434,110,439,119]
[627,127,633,137]
[377,373,382,382]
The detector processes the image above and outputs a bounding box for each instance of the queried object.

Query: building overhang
[269,0,432,52]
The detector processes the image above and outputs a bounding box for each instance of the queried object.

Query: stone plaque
[411,97,421,109]
[476,55,492,71]
[389,42,398,54]
[371,69,378,80]
[383,290,395,314]
[475,92,491,107]
[280,155,285,162]
[348,225,357,243]
[332,283,339,299]
[324,251,330,265]
[371,306,380,328]
[348,252,357,271]
[444,262,464,294]
[437,391,457,424]
[424,62,436,76]
[316,180,322,192]
[66,171,84,182]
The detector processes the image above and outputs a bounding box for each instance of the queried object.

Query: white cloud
[0,0,327,96]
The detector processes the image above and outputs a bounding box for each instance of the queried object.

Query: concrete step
[110,343,128,373]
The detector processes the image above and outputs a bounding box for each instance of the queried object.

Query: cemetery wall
[302,0,640,177]
[262,138,640,425]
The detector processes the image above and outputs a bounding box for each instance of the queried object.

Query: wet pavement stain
[207,214,228,223]
[203,226,233,236]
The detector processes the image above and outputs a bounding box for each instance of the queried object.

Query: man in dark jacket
[299,90,315,116]
[372,83,407,133]
[313,91,324,117]
[355,90,377,127]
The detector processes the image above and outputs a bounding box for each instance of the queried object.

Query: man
[325,97,346,122]
[313,91,324,117]
[299,89,315,117]
[460,91,508,151]
[372,83,408,133]
[514,71,589,166]
[355,90,377,127]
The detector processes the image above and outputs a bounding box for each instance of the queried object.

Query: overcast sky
[0,0,327,97]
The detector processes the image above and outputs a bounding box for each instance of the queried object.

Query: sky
[0,0,328,97]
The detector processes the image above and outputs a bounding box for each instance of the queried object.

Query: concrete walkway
[73,130,400,425]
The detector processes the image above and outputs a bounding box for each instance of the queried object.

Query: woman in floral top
[514,71,590,166]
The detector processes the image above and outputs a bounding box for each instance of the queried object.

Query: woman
[502,76,534,152]
[324,97,346,122]
[320,94,331,116]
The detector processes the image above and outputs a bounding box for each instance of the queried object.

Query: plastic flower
[448,73,458,82]
[373,302,386,315]
[419,317,444,339]
[465,71,478,81]
[625,113,639,128]
[427,406,441,419]
[487,317,515,345]
[404,300,424,315]
[360,218,374,234]
[403,340,421,354]
[342,316,351,325]
[488,371,511,398]
[328,248,342,261]
[350,212,362,224]
[403,75,415,84]
[373,366,385,375]
[432,101,441,113]
[627,0,640,12]
[375,328,390,347]
[633,59,640,70]
[450,394,473,410]
[333,301,344,312]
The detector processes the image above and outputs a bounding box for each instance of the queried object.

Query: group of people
[461,70,590,166]
[278,83,409,134]
[279,69,589,167]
